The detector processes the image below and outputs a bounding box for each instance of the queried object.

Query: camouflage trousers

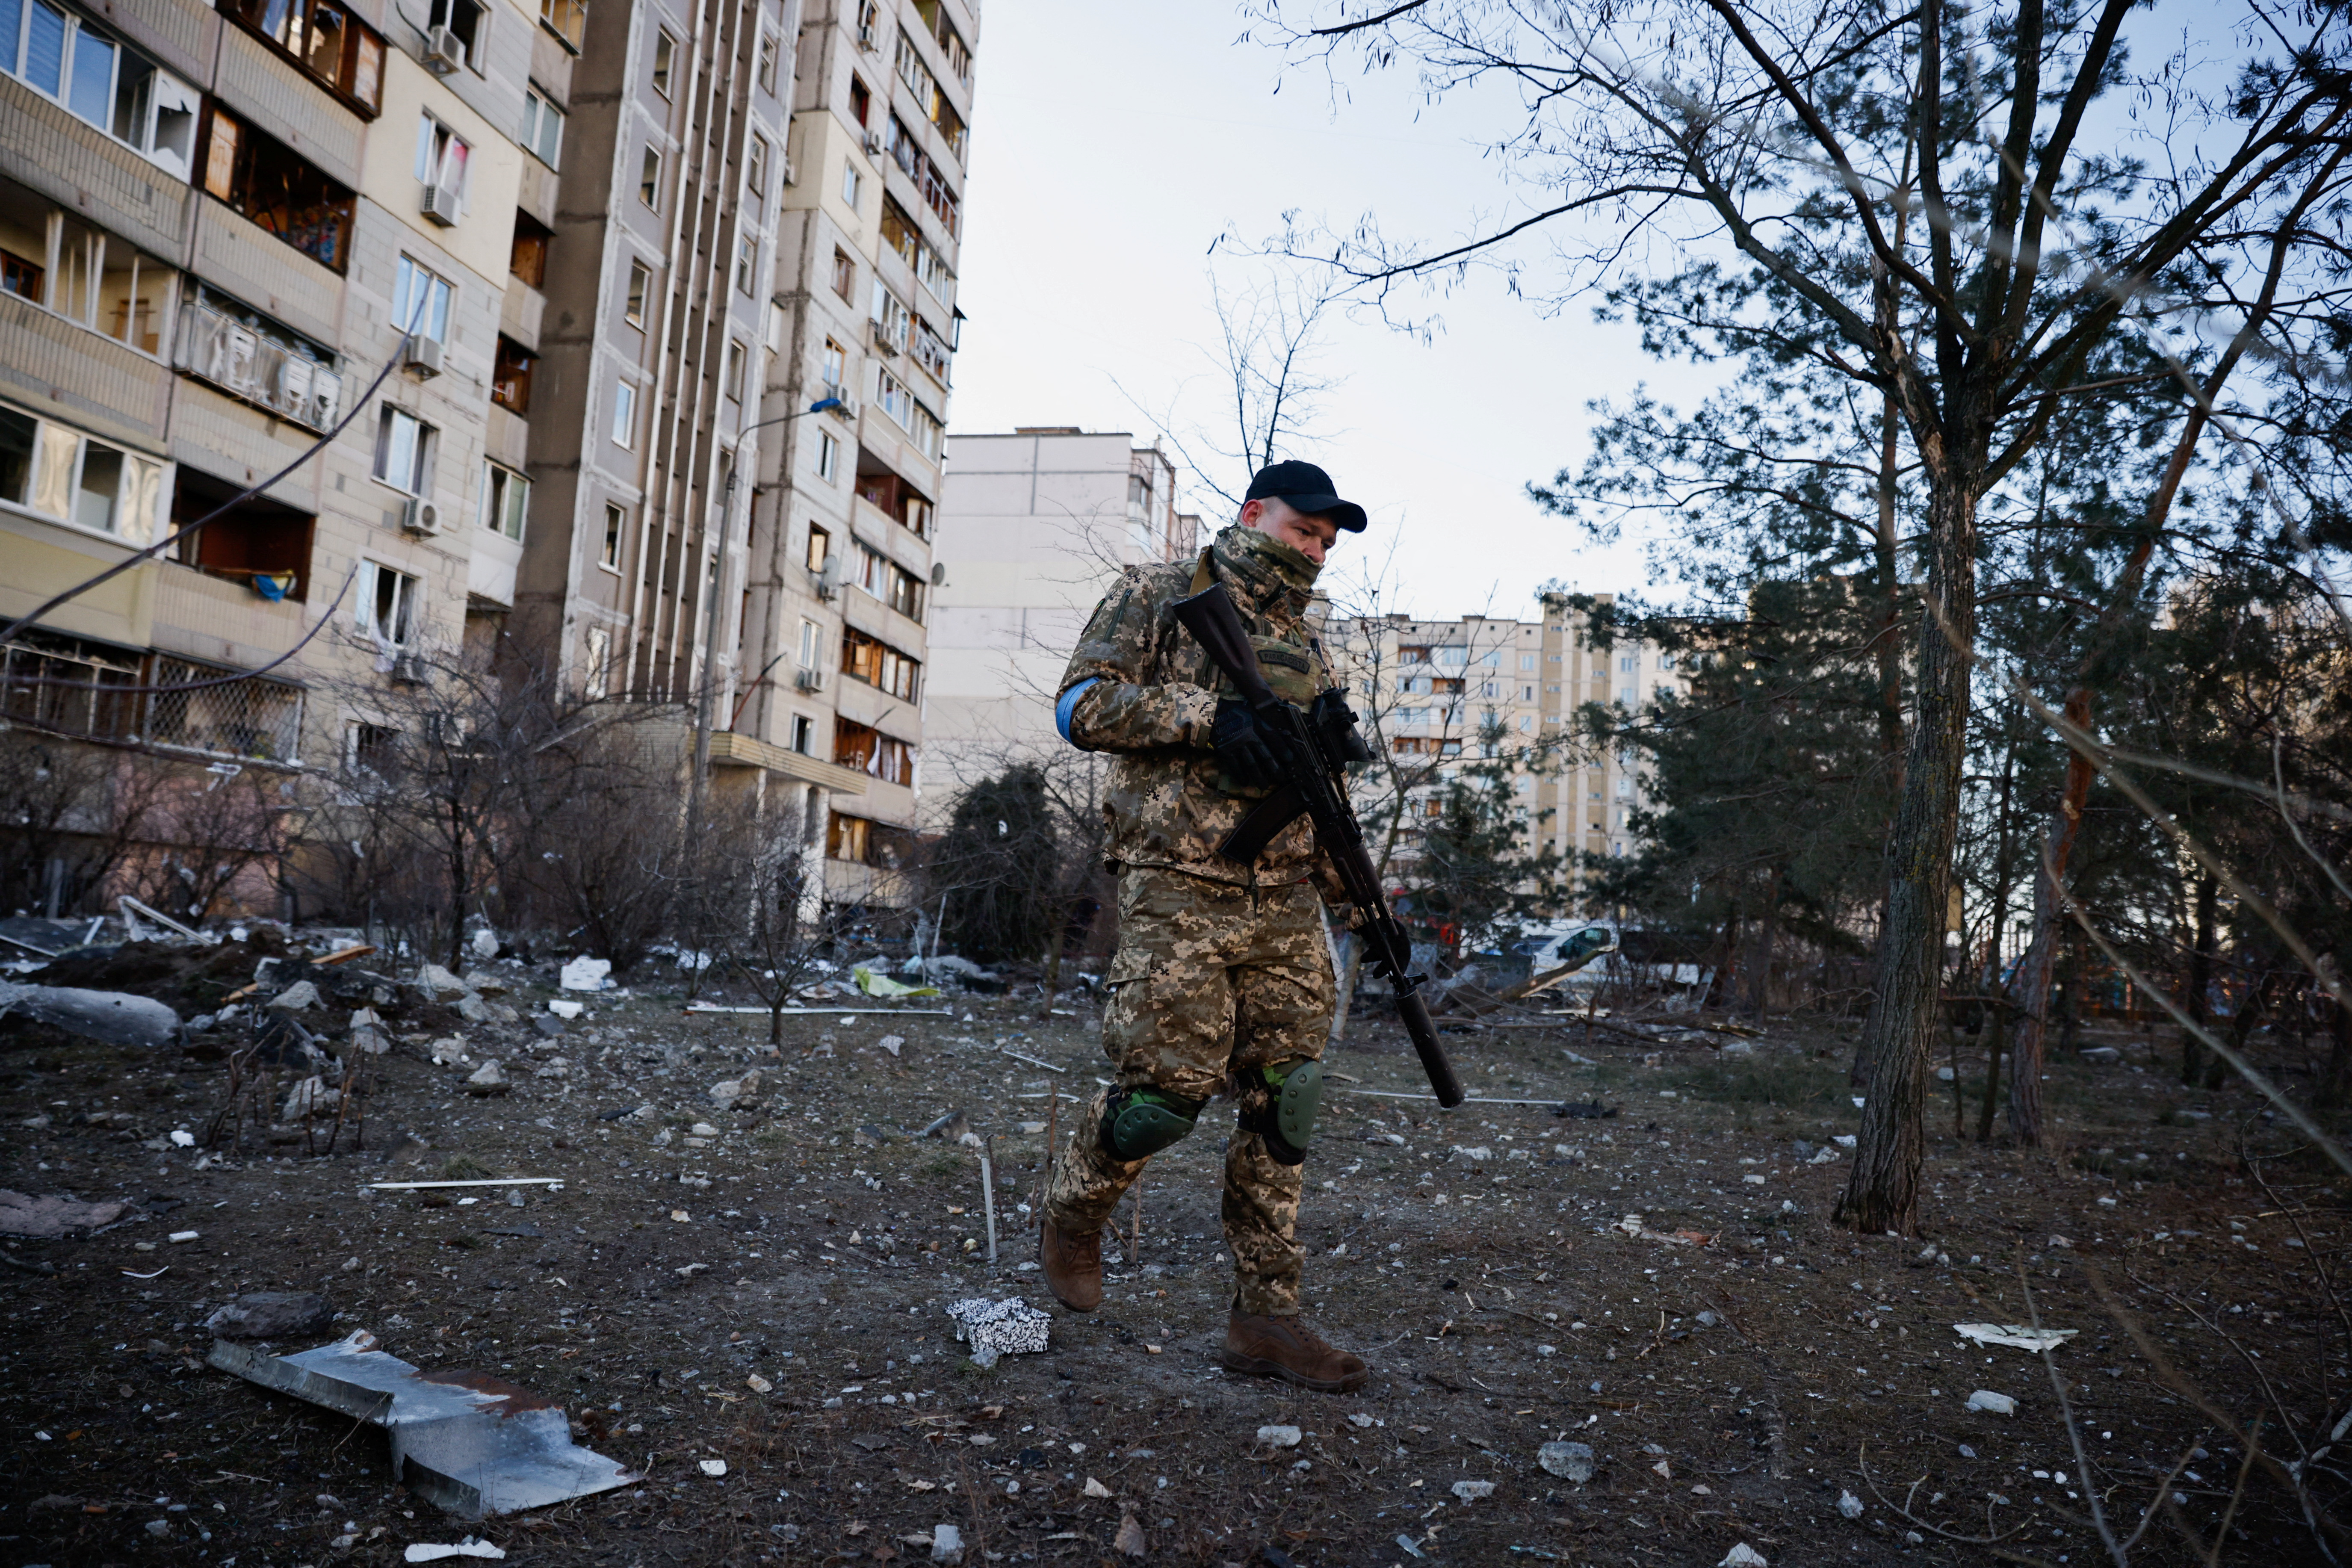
[1044,865,1334,1317]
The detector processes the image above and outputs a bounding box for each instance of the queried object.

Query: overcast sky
[945,0,1724,622]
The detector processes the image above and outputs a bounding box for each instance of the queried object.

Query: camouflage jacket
[1058,525,1349,893]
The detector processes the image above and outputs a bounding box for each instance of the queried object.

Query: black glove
[1309,688,1374,766]
[1211,698,1282,790]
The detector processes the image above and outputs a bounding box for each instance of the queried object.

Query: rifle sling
[1214,780,1307,864]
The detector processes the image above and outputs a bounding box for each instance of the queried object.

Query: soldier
[1040,460,1372,1393]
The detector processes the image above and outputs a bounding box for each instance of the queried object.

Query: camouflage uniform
[1044,524,1346,1317]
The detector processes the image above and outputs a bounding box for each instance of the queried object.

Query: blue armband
[1055,678,1100,744]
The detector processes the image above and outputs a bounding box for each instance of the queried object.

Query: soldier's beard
[1223,523,1322,596]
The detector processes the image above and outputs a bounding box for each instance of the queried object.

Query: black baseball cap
[1245,460,1368,533]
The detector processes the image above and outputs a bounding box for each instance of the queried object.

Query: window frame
[638,145,661,207]
[480,458,527,540]
[599,501,624,571]
[199,103,356,272]
[650,28,675,96]
[520,87,563,168]
[610,380,637,448]
[815,431,838,482]
[218,0,384,115]
[353,557,419,649]
[391,254,452,342]
[371,404,434,495]
[623,258,650,326]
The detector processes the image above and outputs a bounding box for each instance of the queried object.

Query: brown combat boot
[1038,1218,1103,1312]
[1223,1310,1369,1392]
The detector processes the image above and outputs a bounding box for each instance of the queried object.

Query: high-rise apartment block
[1327,593,1686,898]
[925,427,1195,799]
[0,0,545,830]
[513,0,976,908]
[0,0,980,918]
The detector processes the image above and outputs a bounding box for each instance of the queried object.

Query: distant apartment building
[1327,591,1687,901]
[511,0,976,911]
[0,0,546,904]
[923,428,1196,804]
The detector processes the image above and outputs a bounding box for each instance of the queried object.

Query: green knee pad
[1102,1087,1204,1161]
[1244,1060,1324,1166]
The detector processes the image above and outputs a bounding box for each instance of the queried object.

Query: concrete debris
[461,972,510,996]
[877,1034,904,1057]
[415,965,470,998]
[282,1076,333,1120]
[204,1291,334,1341]
[1537,1441,1595,1482]
[0,1189,130,1238]
[1615,1214,1714,1246]
[1720,1546,1768,1567]
[697,1459,726,1476]
[1082,1477,1112,1498]
[404,1540,506,1562]
[464,1061,510,1097]
[931,1521,966,1563]
[471,927,500,961]
[1838,1488,1864,1518]
[455,995,495,1024]
[1953,1323,2077,1353]
[209,1329,636,1517]
[547,999,584,1020]
[430,1037,472,1066]
[350,1009,393,1055]
[1256,1425,1303,1449]
[1965,1390,2018,1415]
[945,1297,1049,1368]
[709,1070,764,1110]
[921,1110,972,1141]
[0,981,179,1048]
[1451,1480,1495,1501]
[267,979,322,1012]
[559,957,612,992]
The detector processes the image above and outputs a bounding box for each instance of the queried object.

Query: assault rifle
[1171,581,1465,1109]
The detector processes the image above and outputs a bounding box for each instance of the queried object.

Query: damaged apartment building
[0,0,978,921]
[512,0,974,916]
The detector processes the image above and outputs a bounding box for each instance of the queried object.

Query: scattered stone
[414,964,469,998]
[690,1123,719,1138]
[266,980,321,1013]
[921,1110,972,1141]
[1537,1441,1595,1482]
[930,1522,965,1563]
[747,1374,772,1394]
[280,1076,332,1120]
[698,1459,726,1477]
[461,971,511,996]
[1966,1390,2017,1416]
[1838,1489,1864,1519]
[709,1070,764,1110]
[548,999,585,1020]
[878,1034,904,1057]
[1720,1547,1768,1567]
[1113,1512,1146,1557]
[455,994,494,1024]
[560,957,612,992]
[1451,1479,1494,1502]
[204,1291,333,1341]
[0,1190,130,1239]
[465,1060,511,1097]
[429,1037,471,1066]
[1256,1425,1303,1449]
[532,1016,567,1039]
[1082,1477,1112,1499]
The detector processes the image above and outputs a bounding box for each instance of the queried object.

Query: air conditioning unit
[405,335,445,376]
[780,154,797,186]
[794,666,824,693]
[389,652,429,686]
[861,130,883,157]
[423,25,465,72]
[867,321,898,357]
[824,393,858,420]
[401,496,442,535]
[814,555,843,600]
[420,183,461,225]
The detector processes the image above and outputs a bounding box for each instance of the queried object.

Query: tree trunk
[2321,983,2351,1110]
[1974,1001,2006,1143]
[2181,875,2218,1085]
[1703,899,1741,1013]
[2004,689,2095,1149]
[1839,480,1976,1237]
[1745,868,1782,1021]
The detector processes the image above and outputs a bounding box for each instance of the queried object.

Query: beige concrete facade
[923,428,1195,809]
[1,0,543,797]
[1326,593,1687,906]
[509,0,977,909]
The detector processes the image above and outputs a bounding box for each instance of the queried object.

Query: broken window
[415,114,470,214]
[804,524,829,572]
[883,115,958,236]
[815,431,837,481]
[734,232,757,295]
[827,809,870,862]
[1,190,177,355]
[839,626,918,702]
[354,558,417,647]
[830,719,914,786]
[0,0,199,173]
[624,258,649,325]
[853,459,932,538]
[873,365,911,429]
[0,630,142,742]
[869,279,909,353]
[539,0,583,51]
[910,0,969,81]
[175,283,341,429]
[480,460,526,540]
[755,28,777,93]
[745,134,769,206]
[819,337,845,389]
[879,197,918,269]
[372,405,433,494]
[0,402,162,540]
[830,248,854,301]
[508,210,550,287]
[423,0,483,70]
[848,74,870,126]
[200,106,355,271]
[600,502,623,568]
[610,381,636,447]
[170,465,313,601]
[722,338,746,402]
[638,145,660,206]
[220,0,384,113]
[490,336,533,413]
[649,28,673,95]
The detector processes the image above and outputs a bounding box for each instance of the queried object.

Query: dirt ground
[1,946,2346,1568]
